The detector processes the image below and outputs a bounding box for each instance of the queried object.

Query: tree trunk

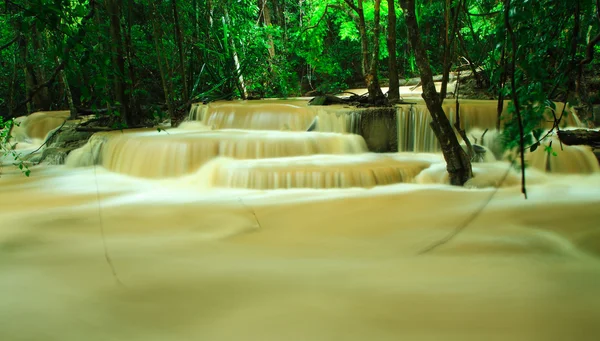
[17,33,32,114]
[259,0,276,59]
[106,0,130,126]
[125,0,142,118]
[367,0,385,103]
[57,57,76,119]
[31,25,51,110]
[386,0,400,102]
[400,0,472,186]
[150,2,176,122]
[343,0,385,103]
[440,0,461,99]
[224,8,248,99]
[172,0,189,103]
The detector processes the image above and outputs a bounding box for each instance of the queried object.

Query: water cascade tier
[189,100,317,131]
[191,99,583,154]
[201,153,441,189]
[9,111,69,143]
[527,135,600,174]
[66,128,369,178]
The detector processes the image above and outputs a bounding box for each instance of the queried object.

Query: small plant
[0,117,30,177]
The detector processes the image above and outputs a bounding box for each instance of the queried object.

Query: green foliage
[0,117,30,177]
[1,0,598,176]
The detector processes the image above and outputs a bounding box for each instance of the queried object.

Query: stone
[41,147,70,165]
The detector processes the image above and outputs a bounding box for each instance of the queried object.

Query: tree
[343,0,386,104]
[386,0,400,102]
[400,0,473,186]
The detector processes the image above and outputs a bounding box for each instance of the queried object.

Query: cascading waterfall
[60,98,598,182]
[189,100,318,131]
[66,128,369,178]
[200,153,441,189]
[8,111,69,143]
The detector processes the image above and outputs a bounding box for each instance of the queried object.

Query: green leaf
[530,142,540,152]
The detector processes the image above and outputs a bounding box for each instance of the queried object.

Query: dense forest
[1,0,600,183]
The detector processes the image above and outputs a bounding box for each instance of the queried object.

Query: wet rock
[46,121,94,150]
[309,95,346,106]
[38,121,95,165]
[41,147,69,165]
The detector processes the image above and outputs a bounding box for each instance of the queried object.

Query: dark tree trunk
[386,0,400,102]
[150,2,176,122]
[343,0,385,104]
[367,0,385,103]
[440,0,461,99]
[125,0,142,119]
[172,0,189,103]
[106,0,130,126]
[400,0,473,186]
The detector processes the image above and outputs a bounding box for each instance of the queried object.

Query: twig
[505,0,527,199]
[93,143,125,287]
[238,198,262,229]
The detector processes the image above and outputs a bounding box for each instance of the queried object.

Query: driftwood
[557,129,600,147]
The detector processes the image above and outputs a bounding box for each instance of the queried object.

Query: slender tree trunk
[106,0,130,126]
[457,30,484,87]
[190,0,199,95]
[8,53,17,117]
[440,0,461,99]
[367,0,385,103]
[207,0,214,28]
[259,0,276,59]
[496,33,507,130]
[31,25,51,110]
[343,0,385,103]
[386,0,400,102]
[125,0,141,118]
[400,0,472,186]
[504,0,527,198]
[172,0,189,103]
[224,8,248,99]
[150,2,176,122]
[17,33,32,114]
[56,57,76,119]
[440,0,451,99]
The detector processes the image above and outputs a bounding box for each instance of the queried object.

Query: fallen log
[557,129,600,148]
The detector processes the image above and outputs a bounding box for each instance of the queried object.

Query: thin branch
[25,120,67,156]
[505,0,527,199]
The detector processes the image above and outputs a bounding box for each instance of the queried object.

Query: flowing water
[2,101,600,341]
